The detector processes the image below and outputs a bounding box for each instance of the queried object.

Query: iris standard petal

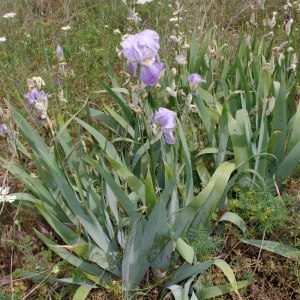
[187,73,206,92]
[152,107,176,129]
[121,30,160,63]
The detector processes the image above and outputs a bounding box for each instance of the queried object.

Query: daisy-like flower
[0,186,16,203]
[0,37,7,42]
[136,0,153,3]
[3,12,16,18]
[61,25,71,31]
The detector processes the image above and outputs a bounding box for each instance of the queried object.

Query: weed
[188,223,223,261]
[230,184,288,235]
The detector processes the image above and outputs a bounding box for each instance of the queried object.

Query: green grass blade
[177,119,193,203]
[73,285,93,300]
[105,105,135,138]
[287,103,300,153]
[175,237,194,264]
[218,211,247,235]
[12,109,59,173]
[277,141,300,181]
[75,117,122,164]
[164,261,214,288]
[241,239,300,260]
[35,230,111,281]
[107,156,146,205]
[173,161,235,237]
[144,170,157,214]
[100,80,133,123]
[213,259,238,293]
[197,279,251,299]
[271,78,287,164]
[84,157,135,216]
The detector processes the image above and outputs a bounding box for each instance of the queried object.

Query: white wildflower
[0,187,16,203]
[181,43,190,49]
[113,29,121,35]
[136,0,153,3]
[0,36,7,42]
[3,12,16,18]
[170,17,183,22]
[169,35,181,43]
[175,54,187,65]
[61,25,71,31]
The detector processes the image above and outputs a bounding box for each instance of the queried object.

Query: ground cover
[0,0,299,299]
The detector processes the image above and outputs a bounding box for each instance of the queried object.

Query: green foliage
[3,93,236,298]
[1,0,300,298]
[187,223,223,261]
[184,21,300,189]
[229,185,288,235]
[0,289,9,300]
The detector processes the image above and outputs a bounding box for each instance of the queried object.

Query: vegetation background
[0,0,299,299]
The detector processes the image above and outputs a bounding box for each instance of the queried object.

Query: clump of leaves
[187,223,223,261]
[229,184,288,235]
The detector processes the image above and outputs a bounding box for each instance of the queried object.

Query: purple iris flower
[24,88,39,108]
[0,123,7,135]
[121,30,164,86]
[187,73,206,94]
[56,44,64,60]
[24,88,48,109]
[152,107,177,144]
[55,77,61,87]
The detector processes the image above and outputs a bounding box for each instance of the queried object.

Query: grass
[0,0,299,299]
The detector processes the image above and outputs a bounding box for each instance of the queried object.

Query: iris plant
[152,107,176,144]
[24,88,48,113]
[56,44,64,60]
[187,73,206,95]
[121,30,164,86]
